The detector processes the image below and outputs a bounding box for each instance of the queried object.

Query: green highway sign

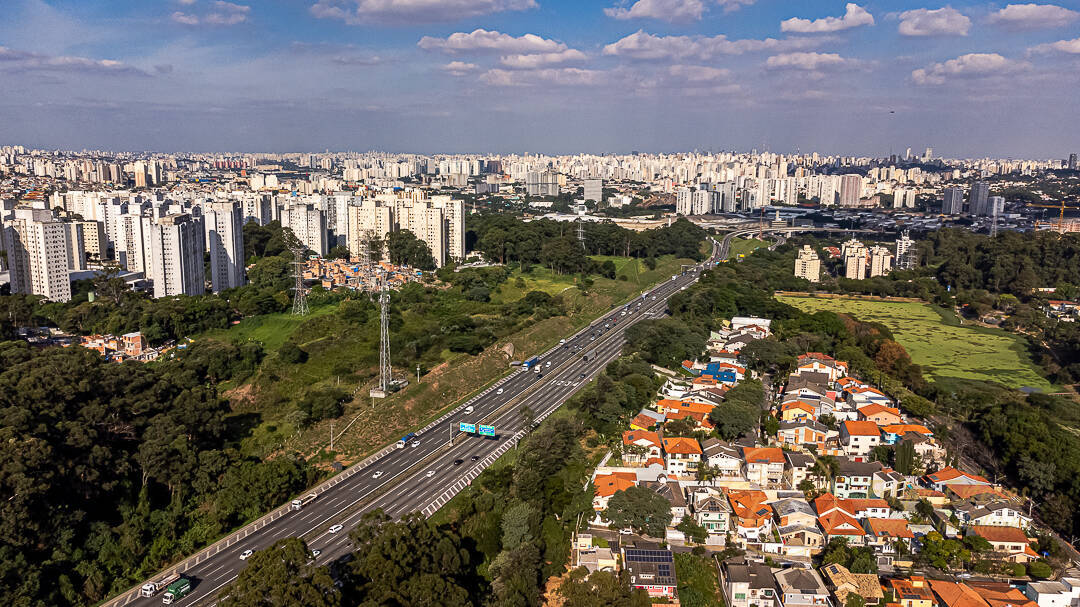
[478,425,496,437]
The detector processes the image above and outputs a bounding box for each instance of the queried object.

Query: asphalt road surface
[119,238,720,607]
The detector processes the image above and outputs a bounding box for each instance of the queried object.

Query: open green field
[199,305,338,352]
[729,237,768,259]
[490,255,690,308]
[776,295,1052,392]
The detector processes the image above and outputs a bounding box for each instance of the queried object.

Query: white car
[496,388,504,395]
[328,524,344,534]
[239,549,254,560]
[559,339,566,344]
[464,405,474,415]
[311,549,322,558]
[545,361,551,367]
[409,440,421,448]
[372,470,384,479]
[426,470,437,478]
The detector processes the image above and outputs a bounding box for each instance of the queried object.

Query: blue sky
[1,0,1078,157]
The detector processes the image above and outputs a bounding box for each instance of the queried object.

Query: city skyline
[2,0,1079,156]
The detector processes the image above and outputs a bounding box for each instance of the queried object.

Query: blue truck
[397,433,416,448]
[523,356,540,369]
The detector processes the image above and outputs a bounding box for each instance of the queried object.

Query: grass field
[728,237,768,259]
[777,295,1052,392]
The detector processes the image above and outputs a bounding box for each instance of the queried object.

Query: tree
[278,341,308,364]
[327,245,350,259]
[218,538,341,607]
[846,594,866,607]
[92,263,130,305]
[559,568,650,607]
[676,517,708,544]
[387,229,436,270]
[1027,560,1053,579]
[603,486,673,537]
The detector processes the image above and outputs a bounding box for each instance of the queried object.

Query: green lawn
[490,255,689,307]
[199,304,338,353]
[777,295,1052,392]
[728,237,768,259]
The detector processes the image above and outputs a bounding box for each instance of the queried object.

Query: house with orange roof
[966,526,1039,563]
[795,353,849,381]
[777,419,829,450]
[655,399,714,418]
[945,484,1004,501]
[881,424,933,445]
[780,400,818,422]
[888,576,936,607]
[742,446,785,486]
[858,403,903,426]
[924,467,990,493]
[622,430,662,466]
[914,487,948,507]
[591,472,637,511]
[967,582,1036,607]
[629,411,663,431]
[814,493,891,519]
[661,437,702,476]
[839,420,882,458]
[928,580,991,607]
[836,376,867,391]
[665,409,714,432]
[818,510,866,544]
[727,489,774,543]
[864,518,915,554]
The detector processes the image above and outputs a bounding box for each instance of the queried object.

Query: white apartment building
[842,240,868,280]
[146,213,205,297]
[794,245,820,283]
[282,202,327,256]
[869,246,893,277]
[4,207,73,302]
[203,201,246,292]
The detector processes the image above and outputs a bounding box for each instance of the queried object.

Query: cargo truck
[522,356,540,369]
[161,576,192,604]
[139,572,179,598]
[397,433,416,448]
[290,493,317,510]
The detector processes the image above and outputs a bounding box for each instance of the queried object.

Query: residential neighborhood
[571,315,1071,605]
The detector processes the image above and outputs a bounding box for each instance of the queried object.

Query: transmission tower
[577,219,586,250]
[291,246,309,316]
[370,276,393,398]
[990,205,999,238]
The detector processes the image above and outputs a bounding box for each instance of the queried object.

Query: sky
[1,0,1079,158]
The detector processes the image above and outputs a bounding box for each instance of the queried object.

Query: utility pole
[417,364,421,385]
[330,421,334,452]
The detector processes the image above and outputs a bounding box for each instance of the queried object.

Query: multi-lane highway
[112,237,720,607]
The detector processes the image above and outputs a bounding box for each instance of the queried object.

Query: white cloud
[499,49,586,69]
[781,3,874,33]
[479,67,602,87]
[418,29,565,54]
[443,61,479,75]
[311,0,536,24]
[898,7,971,36]
[1029,36,1080,54]
[911,53,1025,85]
[605,0,706,22]
[989,4,1079,29]
[601,30,823,60]
[667,64,731,82]
[0,46,149,76]
[176,0,197,5]
[171,1,250,26]
[765,52,851,70]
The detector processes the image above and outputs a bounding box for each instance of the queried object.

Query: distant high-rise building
[794,245,820,283]
[942,187,964,215]
[76,219,105,263]
[146,213,205,298]
[893,188,917,209]
[895,231,917,270]
[869,246,894,277]
[988,195,1005,218]
[204,201,246,292]
[904,147,912,161]
[3,208,73,302]
[692,189,716,215]
[843,240,868,280]
[583,179,603,203]
[923,147,934,162]
[282,203,327,256]
[838,175,863,207]
[675,187,693,216]
[1070,153,1077,170]
[970,181,990,216]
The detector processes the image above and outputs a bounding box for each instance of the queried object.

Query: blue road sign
[459,422,476,434]
[478,425,496,437]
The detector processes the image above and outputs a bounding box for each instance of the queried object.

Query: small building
[623,548,678,600]
[774,568,832,607]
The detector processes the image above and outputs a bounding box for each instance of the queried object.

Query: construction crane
[1029,200,1079,234]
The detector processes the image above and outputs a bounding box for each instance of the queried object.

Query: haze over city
[2,0,1079,156]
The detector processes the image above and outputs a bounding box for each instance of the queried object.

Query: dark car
[471,455,480,462]
[453,459,464,466]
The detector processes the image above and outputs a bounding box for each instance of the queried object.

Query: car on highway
[328,524,344,534]
[545,361,551,367]
[471,455,480,462]
[311,549,321,558]
[589,336,595,341]
[453,459,464,466]
[372,470,384,479]
[239,549,254,560]
[579,373,586,379]
[464,405,474,414]
[409,439,421,448]
[559,339,566,344]
[496,387,504,395]
[426,470,437,478]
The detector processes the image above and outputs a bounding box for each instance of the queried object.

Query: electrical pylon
[291,246,309,316]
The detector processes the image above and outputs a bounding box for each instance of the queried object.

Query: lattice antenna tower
[577,219,586,250]
[990,205,1000,238]
[291,246,309,316]
[375,276,392,395]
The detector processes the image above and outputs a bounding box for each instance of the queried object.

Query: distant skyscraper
[3,208,73,302]
[923,147,934,162]
[988,195,1005,218]
[204,201,246,293]
[282,203,327,256]
[583,179,603,203]
[843,241,868,280]
[838,174,863,207]
[794,245,820,283]
[942,187,964,215]
[675,187,693,216]
[146,213,205,298]
[970,181,990,216]
[1070,153,1078,170]
[869,246,893,277]
[895,231,917,270]
[893,188,916,209]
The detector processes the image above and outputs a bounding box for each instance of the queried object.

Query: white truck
[290,493,317,511]
[139,572,180,598]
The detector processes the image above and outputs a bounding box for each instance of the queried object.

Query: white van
[464,405,474,415]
